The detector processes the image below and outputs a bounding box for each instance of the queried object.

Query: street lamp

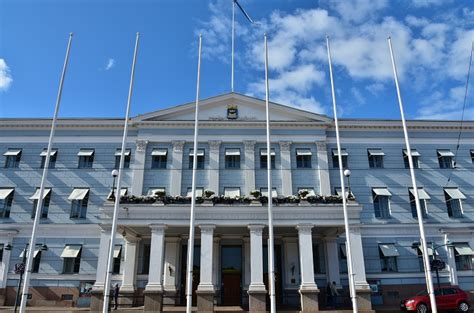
[110,169,119,200]
[412,241,454,288]
[343,169,352,200]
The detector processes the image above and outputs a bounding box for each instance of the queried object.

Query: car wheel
[416,303,428,313]
[457,301,469,312]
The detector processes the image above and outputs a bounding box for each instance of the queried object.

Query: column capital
[243,140,256,152]
[199,224,216,233]
[279,141,292,152]
[150,224,167,234]
[248,224,265,233]
[296,224,314,234]
[124,233,141,243]
[208,140,222,151]
[172,140,185,153]
[315,141,327,152]
[136,139,149,152]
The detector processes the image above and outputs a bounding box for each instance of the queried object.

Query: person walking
[330,281,339,308]
[113,283,120,310]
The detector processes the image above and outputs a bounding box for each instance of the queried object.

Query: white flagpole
[102,32,140,313]
[185,33,202,313]
[19,33,73,313]
[387,37,438,313]
[264,33,276,313]
[326,36,358,313]
[231,0,235,92]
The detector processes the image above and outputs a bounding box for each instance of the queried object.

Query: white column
[170,140,185,196]
[145,225,167,292]
[444,233,458,285]
[243,141,256,195]
[297,225,318,291]
[279,141,293,196]
[208,140,221,194]
[248,225,266,292]
[131,139,148,195]
[213,236,220,290]
[348,227,370,290]
[0,231,16,289]
[324,236,341,287]
[93,228,111,290]
[121,234,141,292]
[243,237,251,289]
[197,225,215,292]
[315,141,331,195]
[283,237,300,287]
[163,237,180,293]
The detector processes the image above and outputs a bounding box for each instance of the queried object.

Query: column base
[144,290,163,313]
[299,288,320,313]
[196,289,214,313]
[163,288,178,305]
[90,290,104,313]
[247,289,267,313]
[119,289,136,307]
[356,289,373,311]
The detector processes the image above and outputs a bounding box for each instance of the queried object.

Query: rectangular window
[409,188,430,218]
[332,149,348,169]
[107,188,127,201]
[112,245,122,274]
[20,246,42,273]
[40,149,58,169]
[260,188,277,198]
[379,244,399,272]
[444,188,466,218]
[187,187,203,198]
[437,149,454,169]
[260,149,276,169]
[313,244,322,274]
[147,187,166,197]
[225,149,241,169]
[372,188,392,219]
[296,149,312,168]
[30,188,52,219]
[61,245,82,274]
[453,243,474,271]
[141,244,151,274]
[68,188,89,219]
[414,244,436,271]
[77,149,94,168]
[151,149,167,169]
[224,187,240,198]
[298,187,316,197]
[189,149,205,169]
[368,149,384,168]
[0,188,14,218]
[470,150,474,163]
[0,244,3,262]
[403,149,420,169]
[4,149,22,168]
[115,149,131,169]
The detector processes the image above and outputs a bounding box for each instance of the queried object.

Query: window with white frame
[379,244,399,272]
[147,187,166,197]
[20,246,43,273]
[40,149,58,169]
[77,149,94,168]
[437,149,454,169]
[260,148,276,169]
[112,245,122,274]
[68,188,89,219]
[372,188,392,219]
[453,243,474,271]
[151,149,167,169]
[332,149,348,169]
[403,149,420,169]
[335,187,354,200]
[368,149,384,168]
[30,188,52,219]
[4,149,21,168]
[0,188,14,218]
[186,187,203,198]
[107,188,128,201]
[298,187,316,197]
[260,187,277,198]
[296,149,312,168]
[224,187,240,198]
[414,243,436,272]
[115,149,131,169]
[225,149,241,169]
[61,245,82,274]
[409,187,430,218]
[189,149,205,169]
[444,187,466,218]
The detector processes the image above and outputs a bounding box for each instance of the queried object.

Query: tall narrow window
[332,149,348,169]
[189,149,205,169]
[260,149,276,169]
[107,188,128,201]
[260,188,277,198]
[20,246,42,273]
[444,187,466,218]
[414,244,436,272]
[409,188,430,218]
[296,149,312,168]
[115,149,131,169]
[379,244,399,272]
[68,188,89,219]
[61,245,82,274]
[437,149,454,169]
[453,243,474,271]
[372,188,392,219]
[112,245,122,274]
[0,244,4,262]
[187,187,203,198]
[77,149,94,168]
[40,149,58,169]
[141,244,151,274]
[30,188,52,219]
[151,149,167,169]
[0,188,14,218]
[403,149,420,169]
[4,149,22,168]
[368,149,384,168]
[470,150,474,163]
[224,187,240,198]
[225,149,241,169]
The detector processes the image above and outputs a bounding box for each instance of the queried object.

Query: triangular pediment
[134,93,331,123]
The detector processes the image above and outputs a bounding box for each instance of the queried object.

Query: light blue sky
[0,0,473,120]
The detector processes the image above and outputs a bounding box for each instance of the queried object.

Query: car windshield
[416,290,428,296]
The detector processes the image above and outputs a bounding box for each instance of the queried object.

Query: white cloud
[411,0,450,8]
[329,0,388,23]
[105,58,115,71]
[446,29,474,80]
[0,59,13,91]
[417,85,472,120]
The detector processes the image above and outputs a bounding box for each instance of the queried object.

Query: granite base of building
[356,289,373,311]
[90,290,103,313]
[144,290,163,313]
[196,290,214,313]
[299,288,319,312]
[248,289,267,313]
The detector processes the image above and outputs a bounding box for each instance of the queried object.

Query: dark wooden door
[180,245,200,305]
[222,272,241,305]
[221,246,242,306]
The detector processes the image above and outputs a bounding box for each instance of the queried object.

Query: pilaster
[131,139,148,195]
[348,227,372,310]
[248,225,266,313]
[324,236,341,288]
[144,224,166,312]
[208,140,221,194]
[197,225,216,313]
[121,234,141,293]
[279,141,293,196]
[170,140,185,196]
[163,237,181,305]
[296,224,319,312]
[243,141,256,195]
[315,141,330,195]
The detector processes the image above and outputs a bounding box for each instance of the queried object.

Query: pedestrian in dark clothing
[113,284,120,310]
[326,282,333,308]
[330,281,339,308]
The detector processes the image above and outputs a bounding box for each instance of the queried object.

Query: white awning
[224,188,240,197]
[40,149,58,157]
[444,188,466,200]
[470,150,474,157]
[298,188,316,196]
[340,244,347,257]
[332,149,348,156]
[296,149,312,156]
[107,188,128,200]
[189,149,205,156]
[416,246,437,256]
[372,188,392,197]
[409,188,431,200]
[113,245,122,258]
[3,149,21,156]
[147,188,166,196]
[77,149,94,156]
[368,149,385,156]
[335,188,354,198]
[225,149,240,156]
[260,188,278,198]
[29,188,52,200]
[151,149,167,156]
[454,243,474,256]
[0,188,14,200]
[379,244,400,257]
[68,188,89,201]
[437,150,455,157]
[60,245,82,258]
[115,149,131,156]
[260,149,276,156]
[187,188,203,197]
[19,247,41,258]
[403,149,421,157]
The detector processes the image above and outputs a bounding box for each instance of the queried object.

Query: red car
[400,286,470,312]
